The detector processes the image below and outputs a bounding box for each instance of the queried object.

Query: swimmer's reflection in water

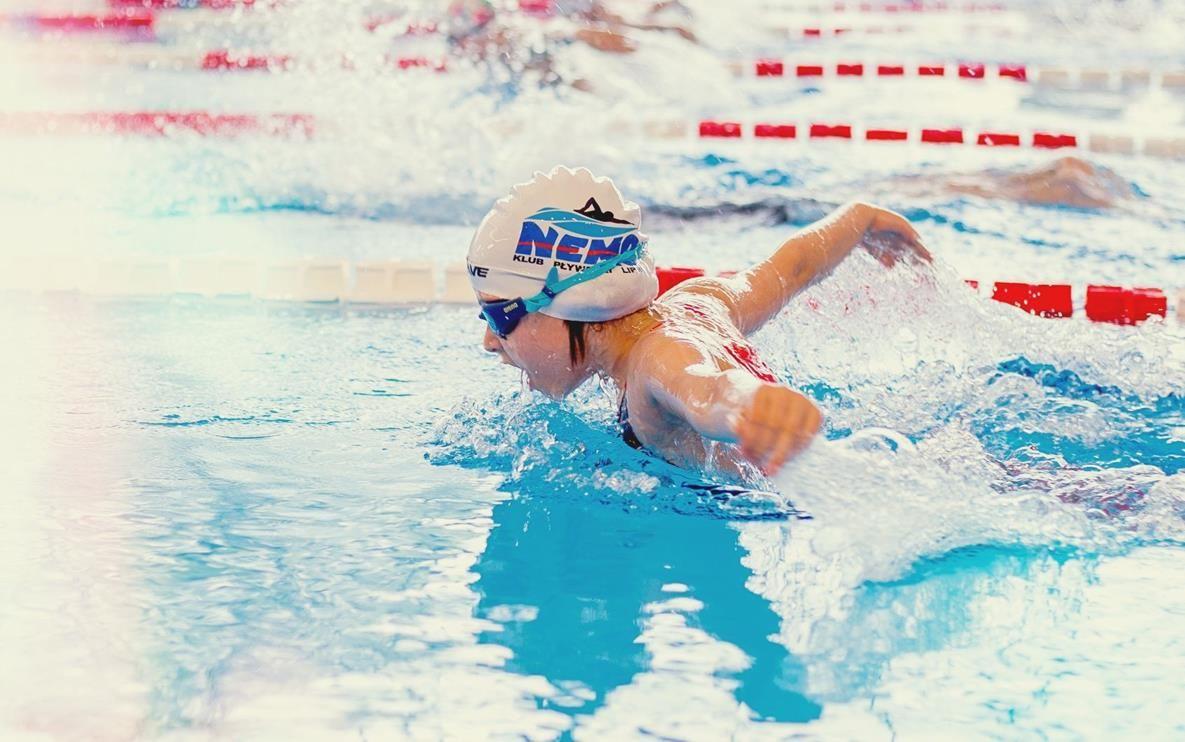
[469,166,931,477]
[472,484,822,723]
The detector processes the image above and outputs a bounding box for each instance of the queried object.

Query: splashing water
[435,253,1185,587]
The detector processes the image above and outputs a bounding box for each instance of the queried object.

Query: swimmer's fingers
[867,207,923,245]
[911,239,933,263]
[867,229,933,267]
[763,426,803,475]
[737,412,778,469]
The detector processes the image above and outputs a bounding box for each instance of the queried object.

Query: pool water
[2,0,1185,737]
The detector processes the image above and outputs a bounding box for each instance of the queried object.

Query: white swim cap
[466,166,659,322]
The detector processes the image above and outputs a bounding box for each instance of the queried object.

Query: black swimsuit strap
[618,394,643,450]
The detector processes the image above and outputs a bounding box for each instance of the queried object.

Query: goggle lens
[478,298,529,339]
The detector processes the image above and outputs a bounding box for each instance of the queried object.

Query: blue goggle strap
[521,244,645,314]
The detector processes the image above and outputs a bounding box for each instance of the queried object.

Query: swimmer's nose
[482,326,502,353]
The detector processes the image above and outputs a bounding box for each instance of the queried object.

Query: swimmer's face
[479,293,590,399]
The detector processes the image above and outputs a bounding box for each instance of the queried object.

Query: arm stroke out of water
[640,201,932,473]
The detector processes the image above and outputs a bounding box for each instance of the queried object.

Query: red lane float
[866,128,908,141]
[202,50,292,71]
[1033,133,1077,149]
[1085,286,1167,325]
[810,123,853,139]
[655,270,1173,325]
[921,128,964,144]
[699,121,742,138]
[0,112,314,138]
[755,124,798,139]
[6,11,155,33]
[959,62,986,78]
[977,132,1022,146]
[657,267,706,295]
[756,60,785,77]
[991,282,1072,318]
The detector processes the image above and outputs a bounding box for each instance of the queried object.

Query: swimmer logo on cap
[515,197,644,270]
[467,166,659,322]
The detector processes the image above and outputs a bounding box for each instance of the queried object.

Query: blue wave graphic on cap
[526,207,638,239]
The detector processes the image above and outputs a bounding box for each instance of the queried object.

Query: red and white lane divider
[0,43,447,73]
[4,258,1180,326]
[743,59,1030,80]
[2,111,1182,160]
[764,1,1011,11]
[659,268,1176,325]
[0,9,155,34]
[687,120,1185,159]
[0,111,314,137]
[106,0,270,8]
[773,23,1021,37]
[199,50,448,72]
[736,60,1185,90]
[4,6,306,38]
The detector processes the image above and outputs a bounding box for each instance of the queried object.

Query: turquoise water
[3,0,1185,737]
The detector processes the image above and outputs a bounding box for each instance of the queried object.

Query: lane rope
[3,258,1178,326]
[735,60,1185,91]
[3,111,1182,159]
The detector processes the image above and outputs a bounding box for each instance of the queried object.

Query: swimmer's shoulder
[653,281,738,318]
[624,324,710,389]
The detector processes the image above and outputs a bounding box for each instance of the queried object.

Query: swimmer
[444,0,695,90]
[468,167,932,475]
[558,0,698,51]
[893,156,1134,209]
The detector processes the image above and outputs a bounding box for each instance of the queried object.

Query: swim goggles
[478,245,643,339]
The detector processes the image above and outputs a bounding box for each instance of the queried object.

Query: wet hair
[564,320,587,366]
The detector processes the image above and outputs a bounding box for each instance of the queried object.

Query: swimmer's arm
[643,342,821,472]
[676,202,928,335]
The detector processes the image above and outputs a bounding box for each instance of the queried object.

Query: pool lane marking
[0,10,155,35]
[760,1,1013,12]
[687,120,1185,158]
[660,272,1174,325]
[105,0,271,8]
[5,258,1179,326]
[2,112,1182,159]
[199,51,448,73]
[736,61,1185,91]
[0,112,315,137]
[14,46,1184,95]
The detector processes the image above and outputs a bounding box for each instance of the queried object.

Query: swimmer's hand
[859,204,932,267]
[735,384,823,475]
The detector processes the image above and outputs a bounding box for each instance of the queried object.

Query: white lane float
[2,257,1180,326]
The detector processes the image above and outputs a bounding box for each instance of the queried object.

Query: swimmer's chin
[524,374,567,401]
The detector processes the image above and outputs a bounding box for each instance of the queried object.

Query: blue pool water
[2,0,1185,737]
